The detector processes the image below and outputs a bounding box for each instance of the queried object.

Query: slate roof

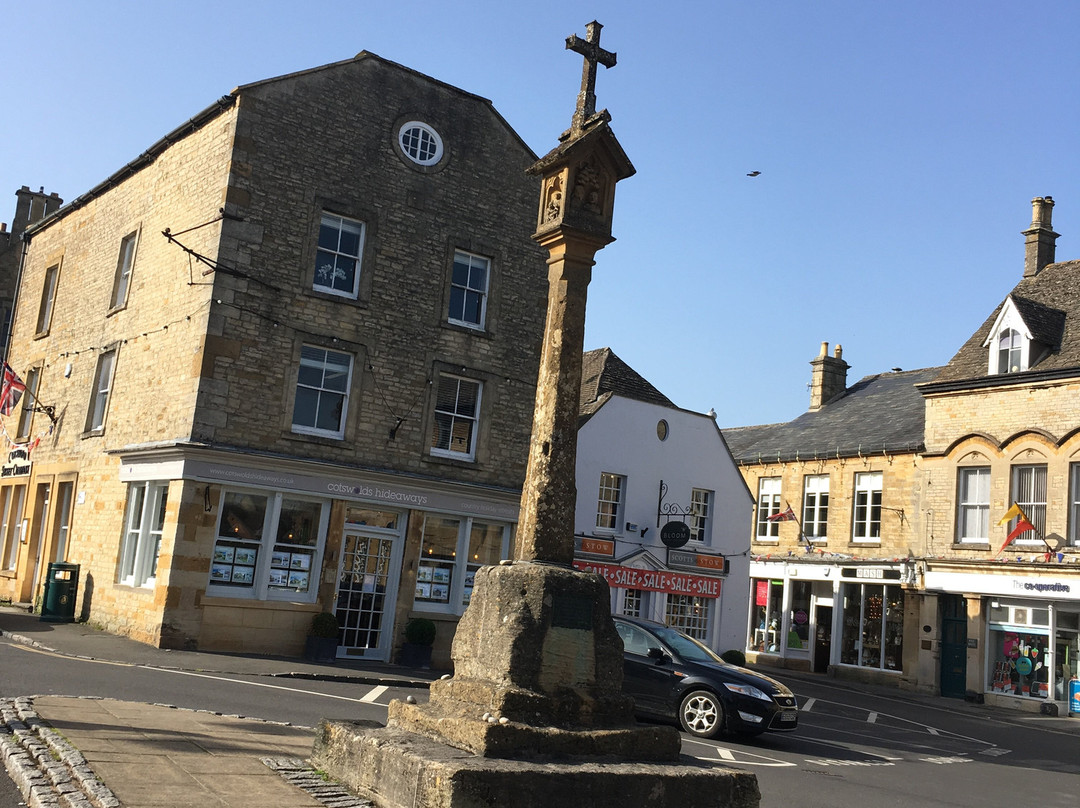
[928,259,1080,385]
[721,367,942,464]
[579,348,675,423]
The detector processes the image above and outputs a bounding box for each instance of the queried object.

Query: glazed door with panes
[335,530,402,661]
[939,594,968,698]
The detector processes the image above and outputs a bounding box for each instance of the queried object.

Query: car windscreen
[648,624,725,664]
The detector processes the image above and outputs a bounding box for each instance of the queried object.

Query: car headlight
[723,682,772,701]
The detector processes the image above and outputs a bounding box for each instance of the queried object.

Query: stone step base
[312,719,761,808]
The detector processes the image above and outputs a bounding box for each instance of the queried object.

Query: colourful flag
[1006,518,1035,543]
[997,503,1026,526]
[0,362,26,416]
[766,506,796,522]
[998,518,1036,554]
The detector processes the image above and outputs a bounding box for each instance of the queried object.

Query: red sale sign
[573,560,721,598]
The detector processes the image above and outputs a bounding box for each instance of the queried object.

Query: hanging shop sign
[573,560,721,598]
[667,548,729,576]
[660,521,691,548]
[1,447,31,479]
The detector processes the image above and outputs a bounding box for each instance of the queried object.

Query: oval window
[398,121,444,166]
[657,419,669,441]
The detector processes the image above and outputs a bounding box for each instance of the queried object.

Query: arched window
[997,328,1023,374]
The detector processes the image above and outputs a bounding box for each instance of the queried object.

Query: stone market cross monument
[313,23,760,808]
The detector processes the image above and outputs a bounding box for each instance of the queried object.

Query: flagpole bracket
[28,404,58,425]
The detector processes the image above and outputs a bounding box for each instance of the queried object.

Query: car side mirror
[647,646,668,663]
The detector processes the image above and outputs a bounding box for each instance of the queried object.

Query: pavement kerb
[0,624,437,690]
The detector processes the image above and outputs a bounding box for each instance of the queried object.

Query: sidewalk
[0,605,437,807]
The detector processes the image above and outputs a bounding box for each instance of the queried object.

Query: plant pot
[398,641,433,669]
[304,634,339,664]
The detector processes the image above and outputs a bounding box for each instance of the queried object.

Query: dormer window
[997,328,1023,374]
[985,297,1032,375]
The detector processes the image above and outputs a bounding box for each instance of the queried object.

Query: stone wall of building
[199,57,546,488]
[921,380,1080,551]
[0,111,236,637]
[737,453,925,558]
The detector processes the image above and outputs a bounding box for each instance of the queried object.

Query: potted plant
[398,617,436,668]
[304,611,340,663]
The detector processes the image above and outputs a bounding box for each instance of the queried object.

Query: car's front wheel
[678,689,725,739]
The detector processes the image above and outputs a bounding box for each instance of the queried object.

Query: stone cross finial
[565,21,616,137]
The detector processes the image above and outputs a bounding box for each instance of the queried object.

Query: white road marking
[8,642,393,706]
[360,685,389,703]
[867,711,878,724]
[801,697,816,712]
[683,738,797,767]
[151,667,384,703]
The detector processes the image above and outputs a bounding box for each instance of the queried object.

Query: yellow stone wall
[0,108,237,639]
[921,380,1080,551]
[736,452,925,558]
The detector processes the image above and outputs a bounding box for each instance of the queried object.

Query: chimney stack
[809,341,849,411]
[12,186,63,237]
[1022,196,1058,278]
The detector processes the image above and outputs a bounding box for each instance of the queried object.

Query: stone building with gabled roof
[914,196,1080,711]
[0,52,549,667]
[572,347,753,654]
[724,197,1080,712]
[722,347,939,682]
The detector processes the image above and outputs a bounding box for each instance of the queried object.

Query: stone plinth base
[389,699,680,760]
[312,720,760,808]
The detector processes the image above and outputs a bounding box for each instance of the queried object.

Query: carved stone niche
[529,119,634,242]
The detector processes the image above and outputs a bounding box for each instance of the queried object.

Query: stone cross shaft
[515,243,597,565]
[566,21,616,137]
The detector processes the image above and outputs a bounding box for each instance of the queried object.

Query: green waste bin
[40,562,79,623]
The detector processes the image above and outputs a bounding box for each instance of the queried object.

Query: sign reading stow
[573,560,721,598]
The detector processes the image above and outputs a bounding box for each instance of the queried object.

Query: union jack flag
[0,362,26,416]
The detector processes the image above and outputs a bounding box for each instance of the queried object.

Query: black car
[613,615,798,739]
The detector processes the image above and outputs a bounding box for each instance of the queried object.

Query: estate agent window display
[411,512,512,615]
[208,489,330,602]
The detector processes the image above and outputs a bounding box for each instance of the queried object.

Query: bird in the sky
[746,170,761,177]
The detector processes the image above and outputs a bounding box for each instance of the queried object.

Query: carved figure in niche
[570,160,605,215]
[544,175,564,222]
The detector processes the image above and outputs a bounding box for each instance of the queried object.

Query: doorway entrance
[940,594,968,698]
[813,605,833,673]
[335,530,402,661]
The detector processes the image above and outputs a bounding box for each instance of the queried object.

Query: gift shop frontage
[745,557,912,686]
[918,560,1080,714]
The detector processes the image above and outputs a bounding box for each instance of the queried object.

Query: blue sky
[4,1,1078,427]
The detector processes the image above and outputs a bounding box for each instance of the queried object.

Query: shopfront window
[209,489,329,601]
[463,521,504,607]
[1055,611,1079,701]
[839,583,903,671]
[666,595,711,640]
[750,578,784,652]
[411,512,511,615]
[787,580,812,654]
[988,601,1051,699]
